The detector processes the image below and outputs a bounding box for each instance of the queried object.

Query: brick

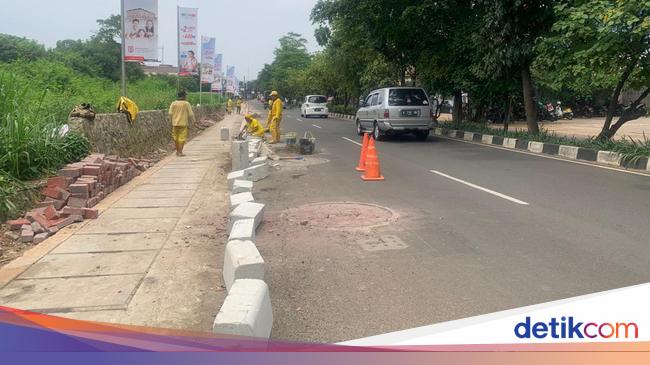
[30,222,45,234]
[25,212,51,229]
[36,200,56,209]
[21,224,31,231]
[87,196,100,208]
[69,183,90,194]
[6,218,30,230]
[71,192,90,199]
[42,205,57,220]
[59,167,82,178]
[46,226,59,235]
[67,197,88,208]
[51,199,67,210]
[47,176,67,189]
[4,231,20,241]
[82,165,101,176]
[71,214,84,223]
[20,229,34,243]
[41,187,69,201]
[62,207,84,217]
[82,208,99,219]
[50,216,76,230]
[33,233,49,244]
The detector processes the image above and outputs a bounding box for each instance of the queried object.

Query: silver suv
[356,87,435,140]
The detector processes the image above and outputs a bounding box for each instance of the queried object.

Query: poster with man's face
[124,0,159,62]
[178,7,198,76]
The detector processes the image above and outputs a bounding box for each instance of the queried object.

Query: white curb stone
[528,141,545,154]
[220,127,230,141]
[227,170,251,190]
[229,219,256,242]
[223,241,265,292]
[433,128,443,136]
[244,163,269,182]
[230,192,255,209]
[597,151,622,166]
[231,141,250,171]
[250,157,268,167]
[647,159,650,172]
[213,279,273,339]
[559,145,579,159]
[463,132,475,141]
[503,138,518,149]
[232,180,253,194]
[481,135,494,144]
[228,202,265,234]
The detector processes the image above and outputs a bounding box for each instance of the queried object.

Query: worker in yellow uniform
[236,98,243,114]
[226,98,234,115]
[267,90,283,144]
[238,113,265,139]
[168,90,195,157]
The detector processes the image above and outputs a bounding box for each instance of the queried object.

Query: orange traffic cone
[355,133,370,172]
[361,137,385,181]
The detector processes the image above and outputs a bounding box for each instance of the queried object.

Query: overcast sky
[0,0,321,80]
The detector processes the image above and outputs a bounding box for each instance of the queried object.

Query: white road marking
[436,135,650,178]
[342,137,363,146]
[297,118,303,122]
[312,124,322,129]
[430,170,530,206]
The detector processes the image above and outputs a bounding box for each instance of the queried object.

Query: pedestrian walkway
[0,115,238,331]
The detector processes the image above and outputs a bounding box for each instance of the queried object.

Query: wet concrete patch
[283,202,398,230]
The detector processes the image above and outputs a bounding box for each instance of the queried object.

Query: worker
[267,90,283,144]
[168,90,195,157]
[239,113,266,139]
[236,98,243,114]
[226,97,234,115]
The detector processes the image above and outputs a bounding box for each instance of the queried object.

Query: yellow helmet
[244,113,254,121]
[270,90,279,97]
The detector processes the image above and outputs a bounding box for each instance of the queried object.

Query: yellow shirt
[227,99,234,107]
[236,100,242,107]
[246,119,265,137]
[168,100,195,127]
[270,98,283,123]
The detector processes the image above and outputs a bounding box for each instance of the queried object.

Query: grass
[440,121,650,162]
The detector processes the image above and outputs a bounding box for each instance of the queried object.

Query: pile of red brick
[5,154,154,244]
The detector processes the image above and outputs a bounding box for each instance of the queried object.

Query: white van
[356,87,435,140]
[301,95,329,118]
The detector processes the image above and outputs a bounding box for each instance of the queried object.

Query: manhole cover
[284,202,397,230]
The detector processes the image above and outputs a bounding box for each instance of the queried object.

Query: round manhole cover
[284,202,397,229]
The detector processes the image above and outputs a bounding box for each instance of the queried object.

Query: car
[356,87,435,141]
[301,95,329,118]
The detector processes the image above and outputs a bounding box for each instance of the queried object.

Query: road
[248,102,650,343]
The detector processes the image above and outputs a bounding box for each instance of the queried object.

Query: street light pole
[120,0,127,96]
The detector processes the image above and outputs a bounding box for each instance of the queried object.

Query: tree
[537,0,650,140]
[256,33,312,99]
[0,34,46,62]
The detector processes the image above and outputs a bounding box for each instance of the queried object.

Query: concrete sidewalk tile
[100,207,186,220]
[79,217,178,234]
[135,184,200,191]
[113,197,191,208]
[125,190,195,199]
[52,233,168,254]
[0,274,143,312]
[149,177,203,184]
[19,251,157,279]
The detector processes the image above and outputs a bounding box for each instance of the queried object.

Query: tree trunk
[597,57,641,140]
[600,87,650,139]
[504,96,513,133]
[399,68,406,86]
[452,89,463,126]
[521,63,539,134]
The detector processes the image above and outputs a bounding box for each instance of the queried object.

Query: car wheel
[356,120,363,136]
[373,122,384,141]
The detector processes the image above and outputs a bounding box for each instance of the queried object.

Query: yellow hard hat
[270,91,279,97]
[244,113,253,121]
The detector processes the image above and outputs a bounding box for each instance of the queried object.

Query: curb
[328,112,355,120]
[213,135,274,340]
[434,127,650,173]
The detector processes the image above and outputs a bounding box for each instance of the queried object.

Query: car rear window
[388,89,429,106]
[308,96,327,104]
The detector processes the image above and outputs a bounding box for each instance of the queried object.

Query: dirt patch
[283,202,398,230]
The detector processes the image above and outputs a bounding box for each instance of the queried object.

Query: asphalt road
[249,103,650,343]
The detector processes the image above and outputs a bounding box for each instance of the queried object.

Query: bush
[0,171,35,221]
[329,104,357,115]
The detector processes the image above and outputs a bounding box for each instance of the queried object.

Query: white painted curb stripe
[430,170,530,206]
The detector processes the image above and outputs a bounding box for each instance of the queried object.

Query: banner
[200,36,215,84]
[178,7,198,76]
[123,0,159,62]
[211,73,223,92]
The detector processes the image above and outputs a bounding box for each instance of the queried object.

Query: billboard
[178,7,198,76]
[211,54,223,92]
[200,37,216,84]
[123,0,159,62]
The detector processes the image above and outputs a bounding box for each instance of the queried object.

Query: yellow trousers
[269,119,281,142]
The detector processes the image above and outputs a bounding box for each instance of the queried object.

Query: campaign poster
[123,0,159,62]
[178,7,199,76]
[200,36,216,83]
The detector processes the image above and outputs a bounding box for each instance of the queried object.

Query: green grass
[440,121,650,162]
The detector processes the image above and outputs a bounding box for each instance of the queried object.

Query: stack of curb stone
[434,127,650,172]
[213,138,273,340]
[328,112,355,120]
[4,154,154,243]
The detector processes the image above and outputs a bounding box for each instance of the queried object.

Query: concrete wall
[71,105,221,157]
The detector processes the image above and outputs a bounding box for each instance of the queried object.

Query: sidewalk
[0,115,238,331]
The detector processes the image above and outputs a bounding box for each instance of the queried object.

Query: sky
[0,0,321,80]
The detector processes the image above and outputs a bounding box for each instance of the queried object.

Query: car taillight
[383,109,390,118]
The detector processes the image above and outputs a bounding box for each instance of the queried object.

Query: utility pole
[120,0,127,96]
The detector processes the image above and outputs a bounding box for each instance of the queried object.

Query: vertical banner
[211,54,223,92]
[226,66,236,93]
[178,7,199,76]
[123,0,159,61]
[200,37,216,84]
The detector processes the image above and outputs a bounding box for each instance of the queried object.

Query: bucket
[284,132,297,146]
[299,131,316,155]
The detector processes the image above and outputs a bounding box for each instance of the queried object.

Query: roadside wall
[71,105,222,157]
